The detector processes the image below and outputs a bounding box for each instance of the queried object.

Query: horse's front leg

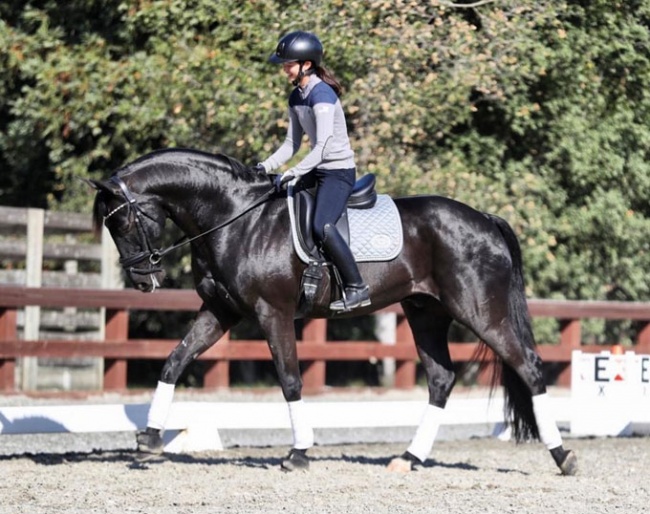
[136,305,238,457]
[258,308,313,472]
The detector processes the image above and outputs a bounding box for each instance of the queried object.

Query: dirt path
[1,437,648,514]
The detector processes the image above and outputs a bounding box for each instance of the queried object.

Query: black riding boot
[321,224,371,312]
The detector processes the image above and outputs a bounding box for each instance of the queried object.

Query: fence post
[20,208,44,390]
[557,319,582,386]
[375,311,396,387]
[394,313,416,388]
[301,318,326,392]
[104,309,129,390]
[203,330,230,388]
[100,225,123,390]
[101,225,123,292]
[638,322,650,352]
[0,307,17,391]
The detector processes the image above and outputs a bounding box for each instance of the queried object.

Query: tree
[1,0,648,312]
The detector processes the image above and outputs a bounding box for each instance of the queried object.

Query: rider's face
[281,61,312,85]
[281,61,300,82]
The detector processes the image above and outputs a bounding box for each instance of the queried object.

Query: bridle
[104,175,276,277]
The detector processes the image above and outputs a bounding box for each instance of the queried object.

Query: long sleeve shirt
[261,75,355,176]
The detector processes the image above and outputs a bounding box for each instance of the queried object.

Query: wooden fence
[0,206,121,390]
[1,286,649,392]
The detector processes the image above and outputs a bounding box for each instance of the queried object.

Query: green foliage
[1,0,649,308]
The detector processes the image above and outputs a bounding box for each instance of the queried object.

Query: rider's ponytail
[315,65,343,97]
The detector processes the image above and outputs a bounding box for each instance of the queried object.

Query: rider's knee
[313,222,331,243]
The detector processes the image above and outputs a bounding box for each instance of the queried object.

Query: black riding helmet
[269,31,323,67]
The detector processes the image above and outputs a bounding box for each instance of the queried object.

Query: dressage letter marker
[571,350,650,436]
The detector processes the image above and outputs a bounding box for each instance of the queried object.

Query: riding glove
[250,163,266,175]
[274,172,295,192]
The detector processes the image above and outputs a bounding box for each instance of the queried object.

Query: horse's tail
[485,214,540,442]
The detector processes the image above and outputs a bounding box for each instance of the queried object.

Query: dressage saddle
[293,173,377,261]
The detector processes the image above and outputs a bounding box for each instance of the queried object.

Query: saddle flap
[294,188,349,261]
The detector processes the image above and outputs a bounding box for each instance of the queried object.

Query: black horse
[91,148,577,475]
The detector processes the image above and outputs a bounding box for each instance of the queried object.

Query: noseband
[104,175,276,277]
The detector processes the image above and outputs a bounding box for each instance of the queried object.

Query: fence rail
[0,206,94,231]
[0,205,122,390]
[1,286,649,392]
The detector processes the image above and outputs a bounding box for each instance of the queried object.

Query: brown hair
[315,65,343,97]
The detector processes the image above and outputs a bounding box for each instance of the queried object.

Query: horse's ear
[79,177,101,190]
[79,177,119,195]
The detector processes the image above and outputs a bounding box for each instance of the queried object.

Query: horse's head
[90,175,168,292]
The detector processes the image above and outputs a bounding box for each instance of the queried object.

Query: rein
[105,176,276,273]
[155,186,276,259]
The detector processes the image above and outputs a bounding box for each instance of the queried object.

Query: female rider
[255,31,370,312]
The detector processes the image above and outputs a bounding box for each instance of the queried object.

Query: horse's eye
[105,212,132,236]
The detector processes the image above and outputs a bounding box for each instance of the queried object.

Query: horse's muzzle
[120,251,166,292]
[122,260,165,293]
[130,269,165,293]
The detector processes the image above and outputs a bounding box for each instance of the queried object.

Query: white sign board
[571,350,650,436]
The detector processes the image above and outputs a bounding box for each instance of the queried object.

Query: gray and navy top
[261,75,355,176]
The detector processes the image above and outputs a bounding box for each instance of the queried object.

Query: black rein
[105,176,276,273]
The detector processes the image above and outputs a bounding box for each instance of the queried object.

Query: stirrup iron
[329,284,371,312]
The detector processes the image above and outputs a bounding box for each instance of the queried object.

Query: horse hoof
[559,450,578,476]
[281,448,310,472]
[387,452,422,473]
[136,427,164,457]
[387,457,412,473]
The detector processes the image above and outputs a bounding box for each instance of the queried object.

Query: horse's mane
[115,148,255,181]
[92,148,264,236]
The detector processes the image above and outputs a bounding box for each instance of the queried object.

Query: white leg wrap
[288,400,314,450]
[147,381,175,430]
[407,404,444,462]
[532,393,563,449]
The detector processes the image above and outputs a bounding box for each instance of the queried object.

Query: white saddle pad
[288,187,403,264]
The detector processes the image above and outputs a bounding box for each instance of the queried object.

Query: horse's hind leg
[482,214,577,474]
[136,306,238,457]
[453,290,577,475]
[388,298,454,472]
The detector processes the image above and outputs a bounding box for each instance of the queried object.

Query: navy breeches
[310,168,356,242]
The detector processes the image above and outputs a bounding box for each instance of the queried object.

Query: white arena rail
[0,396,571,453]
[1,351,648,453]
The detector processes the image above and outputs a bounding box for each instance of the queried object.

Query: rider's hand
[274,172,295,192]
[250,163,266,175]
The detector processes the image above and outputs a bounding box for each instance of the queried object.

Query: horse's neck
[153,169,266,237]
